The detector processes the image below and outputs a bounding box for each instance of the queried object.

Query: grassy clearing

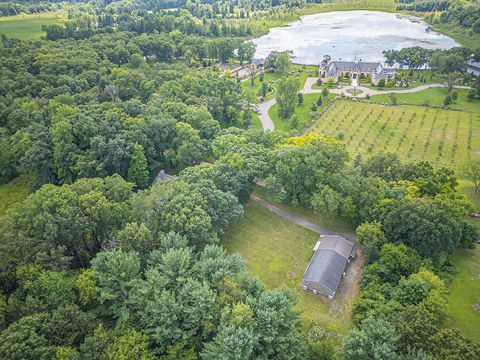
[253,185,354,233]
[241,65,318,102]
[269,93,335,133]
[445,246,480,341]
[371,87,480,114]
[308,100,480,170]
[458,179,480,212]
[301,0,396,13]
[221,200,353,333]
[432,22,480,51]
[0,12,65,41]
[0,176,30,217]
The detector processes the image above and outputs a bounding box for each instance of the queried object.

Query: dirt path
[330,248,364,317]
[250,193,356,242]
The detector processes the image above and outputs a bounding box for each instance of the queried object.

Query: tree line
[265,135,480,359]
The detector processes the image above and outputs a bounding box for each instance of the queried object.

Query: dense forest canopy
[0,0,479,359]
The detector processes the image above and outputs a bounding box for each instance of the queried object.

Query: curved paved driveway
[258,98,276,131]
[256,79,471,131]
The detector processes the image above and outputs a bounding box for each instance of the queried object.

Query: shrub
[444,95,452,106]
[290,114,299,129]
[322,87,329,98]
[297,92,304,105]
[467,89,477,101]
[261,83,268,97]
[390,93,398,105]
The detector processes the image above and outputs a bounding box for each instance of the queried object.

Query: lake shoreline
[248,4,471,52]
[252,10,457,65]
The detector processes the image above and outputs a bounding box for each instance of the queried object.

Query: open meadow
[445,246,480,341]
[0,12,65,41]
[308,100,480,170]
[221,199,356,334]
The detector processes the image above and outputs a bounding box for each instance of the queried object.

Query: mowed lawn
[371,87,480,114]
[308,100,480,170]
[242,64,318,102]
[445,246,480,341]
[0,176,30,217]
[269,93,335,132]
[0,12,65,41]
[221,200,353,334]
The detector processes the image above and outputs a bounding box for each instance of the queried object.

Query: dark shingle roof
[316,235,355,258]
[252,58,265,67]
[303,235,356,293]
[152,170,175,186]
[331,61,381,72]
[468,59,480,68]
[303,250,348,292]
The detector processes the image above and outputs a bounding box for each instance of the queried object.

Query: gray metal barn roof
[316,235,356,259]
[303,250,348,292]
[303,235,356,293]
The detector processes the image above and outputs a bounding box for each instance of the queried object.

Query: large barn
[302,235,356,300]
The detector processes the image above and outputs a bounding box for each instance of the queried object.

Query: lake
[252,11,458,65]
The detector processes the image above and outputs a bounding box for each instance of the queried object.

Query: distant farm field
[0,12,65,41]
[308,100,480,170]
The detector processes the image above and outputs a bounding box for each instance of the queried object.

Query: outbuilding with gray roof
[302,235,356,300]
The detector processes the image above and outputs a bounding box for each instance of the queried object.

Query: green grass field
[221,200,354,333]
[433,22,480,51]
[269,93,335,132]
[371,88,480,114]
[458,179,480,211]
[302,0,396,13]
[445,246,480,341]
[308,100,480,170]
[0,176,30,217]
[242,65,318,102]
[0,12,65,41]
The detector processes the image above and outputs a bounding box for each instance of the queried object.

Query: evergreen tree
[128,144,149,189]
